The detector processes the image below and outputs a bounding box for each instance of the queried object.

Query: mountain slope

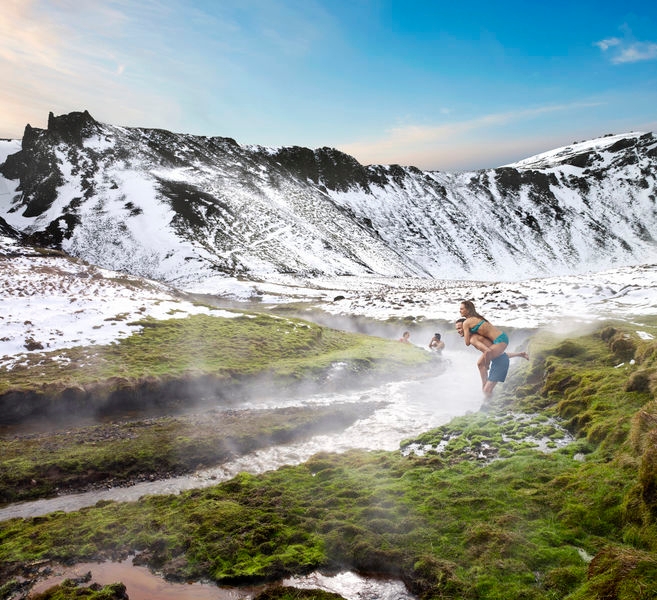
[1,111,656,287]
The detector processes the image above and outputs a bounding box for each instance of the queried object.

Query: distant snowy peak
[0,111,656,288]
[504,131,654,169]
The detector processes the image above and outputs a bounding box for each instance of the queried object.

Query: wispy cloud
[612,42,657,64]
[339,102,604,169]
[595,37,621,52]
[0,0,332,138]
[0,0,183,137]
[595,35,657,64]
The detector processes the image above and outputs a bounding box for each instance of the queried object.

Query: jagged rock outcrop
[0,111,656,286]
[0,216,20,239]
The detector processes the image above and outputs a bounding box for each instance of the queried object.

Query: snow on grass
[2,228,657,374]
[213,264,657,330]
[0,237,240,369]
[176,260,657,331]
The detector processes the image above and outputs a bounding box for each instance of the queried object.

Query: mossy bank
[3,319,657,599]
[0,402,384,505]
[0,310,436,424]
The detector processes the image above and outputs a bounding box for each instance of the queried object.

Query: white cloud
[594,37,621,51]
[596,35,657,64]
[612,42,657,64]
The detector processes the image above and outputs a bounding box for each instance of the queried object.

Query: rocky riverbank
[0,401,386,504]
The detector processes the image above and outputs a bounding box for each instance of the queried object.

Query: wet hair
[434,333,441,339]
[460,300,485,320]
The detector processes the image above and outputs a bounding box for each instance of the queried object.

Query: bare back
[463,316,503,345]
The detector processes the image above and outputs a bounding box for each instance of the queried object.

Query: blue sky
[2,0,656,171]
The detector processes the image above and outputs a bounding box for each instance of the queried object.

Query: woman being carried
[459,300,508,369]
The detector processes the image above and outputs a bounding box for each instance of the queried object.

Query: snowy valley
[1,110,656,292]
[1,111,656,368]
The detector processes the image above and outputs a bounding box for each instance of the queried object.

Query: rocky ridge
[0,111,656,288]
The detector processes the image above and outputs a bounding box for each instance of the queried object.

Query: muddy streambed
[28,558,415,600]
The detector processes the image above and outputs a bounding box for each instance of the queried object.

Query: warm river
[0,348,485,522]
[4,338,507,600]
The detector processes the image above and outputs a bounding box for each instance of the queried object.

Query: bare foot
[520,352,529,360]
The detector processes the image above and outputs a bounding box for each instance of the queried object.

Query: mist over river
[0,344,494,522]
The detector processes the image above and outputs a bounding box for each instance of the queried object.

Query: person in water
[456,317,528,395]
[459,300,509,369]
[399,331,411,343]
[429,333,445,352]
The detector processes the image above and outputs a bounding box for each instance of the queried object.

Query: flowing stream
[5,344,502,600]
[1,348,486,522]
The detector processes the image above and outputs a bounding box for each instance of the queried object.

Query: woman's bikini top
[469,319,486,333]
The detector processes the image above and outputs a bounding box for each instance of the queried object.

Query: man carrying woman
[459,300,509,369]
[456,300,528,395]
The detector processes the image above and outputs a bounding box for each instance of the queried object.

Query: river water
[28,560,416,600]
[0,347,486,522]
[5,343,499,600]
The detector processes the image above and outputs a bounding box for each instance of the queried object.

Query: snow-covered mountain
[1,111,656,289]
[2,228,657,377]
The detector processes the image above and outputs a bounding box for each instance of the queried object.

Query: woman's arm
[463,317,474,346]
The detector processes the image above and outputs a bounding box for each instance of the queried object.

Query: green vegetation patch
[0,402,383,504]
[402,411,572,462]
[0,311,435,423]
[1,312,433,391]
[3,319,657,599]
[30,580,128,600]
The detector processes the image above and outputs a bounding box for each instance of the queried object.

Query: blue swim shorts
[493,332,509,345]
[488,353,510,382]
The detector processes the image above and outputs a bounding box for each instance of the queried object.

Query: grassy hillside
[2,319,657,599]
[0,310,435,423]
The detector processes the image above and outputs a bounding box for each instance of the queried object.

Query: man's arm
[469,333,492,353]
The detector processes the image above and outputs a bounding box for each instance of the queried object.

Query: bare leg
[483,342,508,368]
[477,353,488,389]
[470,333,491,353]
[483,380,498,396]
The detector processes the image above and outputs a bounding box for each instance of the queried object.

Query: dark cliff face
[0,111,656,283]
[268,146,372,193]
[0,216,20,240]
[46,110,101,145]
[0,111,103,223]
[1,127,64,221]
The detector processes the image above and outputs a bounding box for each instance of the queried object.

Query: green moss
[567,545,657,600]
[29,580,128,599]
[4,321,657,598]
[0,402,384,503]
[0,312,434,395]
[254,586,346,600]
[0,312,436,426]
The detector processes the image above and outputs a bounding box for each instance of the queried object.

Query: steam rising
[0,340,502,521]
